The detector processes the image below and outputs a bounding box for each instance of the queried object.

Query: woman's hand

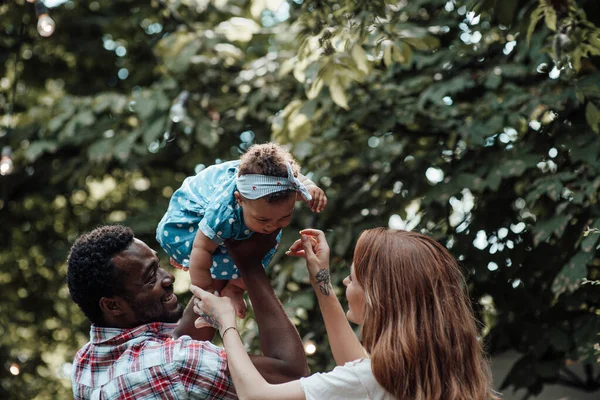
[190,284,237,334]
[286,229,332,296]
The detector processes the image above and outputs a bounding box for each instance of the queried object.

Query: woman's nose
[343,276,350,287]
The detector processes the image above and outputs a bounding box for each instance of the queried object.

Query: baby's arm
[189,231,219,291]
[297,173,327,213]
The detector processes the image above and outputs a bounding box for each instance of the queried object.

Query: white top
[300,358,394,400]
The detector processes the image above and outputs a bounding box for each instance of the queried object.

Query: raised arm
[297,174,327,213]
[224,232,309,382]
[287,229,366,365]
[191,286,306,400]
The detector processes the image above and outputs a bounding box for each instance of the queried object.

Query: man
[67,225,308,399]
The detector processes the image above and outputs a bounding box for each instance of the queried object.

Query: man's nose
[160,269,175,285]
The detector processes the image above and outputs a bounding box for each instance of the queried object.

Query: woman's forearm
[312,279,367,365]
[222,329,305,400]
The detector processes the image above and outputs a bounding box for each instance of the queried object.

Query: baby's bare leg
[220,278,247,319]
[189,259,214,291]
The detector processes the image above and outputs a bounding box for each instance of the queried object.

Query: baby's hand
[306,185,327,213]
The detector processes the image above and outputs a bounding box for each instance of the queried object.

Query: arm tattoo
[200,308,221,330]
[315,269,331,296]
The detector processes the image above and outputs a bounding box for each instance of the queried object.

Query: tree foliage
[1,0,600,398]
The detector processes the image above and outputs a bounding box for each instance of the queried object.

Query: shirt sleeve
[198,199,237,245]
[300,362,370,400]
[174,336,236,399]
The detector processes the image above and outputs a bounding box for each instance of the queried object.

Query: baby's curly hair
[66,225,133,324]
[238,142,300,203]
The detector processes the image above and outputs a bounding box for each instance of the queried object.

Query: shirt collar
[90,322,178,345]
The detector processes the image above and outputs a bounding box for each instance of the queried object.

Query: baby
[156,142,326,318]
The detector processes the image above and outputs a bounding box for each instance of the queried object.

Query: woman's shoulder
[301,358,393,400]
[341,358,375,380]
[342,359,394,400]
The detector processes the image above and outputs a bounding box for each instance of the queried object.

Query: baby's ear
[234,191,243,204]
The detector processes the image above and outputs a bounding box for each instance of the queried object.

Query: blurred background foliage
[1,0,600,398]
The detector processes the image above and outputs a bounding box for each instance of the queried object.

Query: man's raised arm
[225,232,309,383]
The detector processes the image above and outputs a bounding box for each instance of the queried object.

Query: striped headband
[236,162,312,201]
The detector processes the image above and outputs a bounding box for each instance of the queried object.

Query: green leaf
[551,251,593,296]
[351,45,369,74]
[531,214,571,246]
[87,139,114,163]
[581,220,600,252]
[329,78,349,110]
[527,6,544,46]
[288,112,312,141]
[585,102,599,133]
[306,75,325,100]
[142,117,166,146]
[383,41,393,67]
[114,131,139,162]
[133,95,156,120]
[542,5,557,31]
[76,110,95,127]
[24,140,57,162]
[195,116,218,148]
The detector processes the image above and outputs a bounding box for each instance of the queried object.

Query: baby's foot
[220,284,247,319]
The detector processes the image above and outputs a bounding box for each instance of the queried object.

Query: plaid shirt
[72,322,237,399]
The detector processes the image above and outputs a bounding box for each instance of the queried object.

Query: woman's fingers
[299,229,325,242]
[194,316,210,328]
[189,284,209,300]
[300,235,317,259]
[285,249,306,257]
[288,238,305,252]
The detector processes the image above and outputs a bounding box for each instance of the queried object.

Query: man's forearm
[240,261,309,381]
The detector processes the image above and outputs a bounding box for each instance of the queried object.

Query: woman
[191,228,500,399]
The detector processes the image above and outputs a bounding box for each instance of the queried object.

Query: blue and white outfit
[156,160,311,280]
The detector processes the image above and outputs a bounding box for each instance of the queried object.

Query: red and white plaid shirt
[72,322,237,399]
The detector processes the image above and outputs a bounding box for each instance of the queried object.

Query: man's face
[112,238,183,326]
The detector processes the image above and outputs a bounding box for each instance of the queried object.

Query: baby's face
[238,195,295,234]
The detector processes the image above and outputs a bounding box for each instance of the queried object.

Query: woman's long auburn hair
[353,228,500,400]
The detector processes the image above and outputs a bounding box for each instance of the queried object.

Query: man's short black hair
[66,225,134,325]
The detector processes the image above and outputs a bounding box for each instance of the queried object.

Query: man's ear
[99,297,126,317]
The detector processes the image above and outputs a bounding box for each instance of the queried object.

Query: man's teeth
[163,294,173,302]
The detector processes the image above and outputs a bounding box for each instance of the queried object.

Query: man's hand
[225,230,280,269]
